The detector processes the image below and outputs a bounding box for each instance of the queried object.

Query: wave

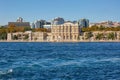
[52,57,120,67]
[56,61,81,66]
[0,69,13,75]
[4,49,53,54]
[97,57,120,62]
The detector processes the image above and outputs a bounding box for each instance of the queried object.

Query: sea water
[0,42,120,80]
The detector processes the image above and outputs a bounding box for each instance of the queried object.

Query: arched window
[75,35,76,39]
[63,36,65,39]
[53,36,55,39]
[70,35,72,39]
[67,36,69,39]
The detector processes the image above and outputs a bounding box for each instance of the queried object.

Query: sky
[0,0,120,25]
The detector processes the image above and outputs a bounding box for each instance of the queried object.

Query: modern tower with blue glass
[31,20,46,28]
[78,19,89,28]
[51,17,64,25]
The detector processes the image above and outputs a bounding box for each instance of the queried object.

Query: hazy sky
[0,0,120,25]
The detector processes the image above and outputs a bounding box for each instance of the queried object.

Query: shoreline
[0,40,120,42]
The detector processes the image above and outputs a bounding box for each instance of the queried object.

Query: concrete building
[7,31,32,41]
[8,17,30,27]
[8,22,30,27]
[32,32,47,41]
[7,31,49,42]
[78,19,89,28]
[43,25,51,29]
[51,22,80,42]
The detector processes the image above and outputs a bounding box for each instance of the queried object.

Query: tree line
[0,24,50,40]
[82,25,120,32]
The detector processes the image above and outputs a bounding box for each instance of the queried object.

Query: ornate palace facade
[51,22,80,42]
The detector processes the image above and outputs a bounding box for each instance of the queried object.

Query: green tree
[0,33,7,40]
[99,25,105,31]
[24,27,32,31]
[95,33,104,40]
[23,34,29,40]
[0,29,7,40]
[107,32,115,40]
[12,35,18,40]
[85,32,93,40]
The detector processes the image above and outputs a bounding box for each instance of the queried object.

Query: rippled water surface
[0,42,120,80]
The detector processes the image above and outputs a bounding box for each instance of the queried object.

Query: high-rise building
[34,20,40,28]
[52,17,64,25]
[32,20,46,28]
[78,19,89,28]
[31,22,35,28]
[39,20,46,28]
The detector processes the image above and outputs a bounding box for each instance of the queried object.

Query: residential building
[90,21,120,27]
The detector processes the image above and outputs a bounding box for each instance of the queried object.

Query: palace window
[53,36,55,39]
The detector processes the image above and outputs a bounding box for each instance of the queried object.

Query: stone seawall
[0,40,120,42]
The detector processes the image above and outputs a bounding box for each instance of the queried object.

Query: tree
[23,34,29,40]
[24,27,32,31]
[99,25,105,31]
[0,26,5,29]
[12,35,18,40]
[0,29,7,40]
[33,28,48,32]
[107,32,115,40]
[8,24,16,33]
[85,32,93,40]
[95,33,104,40]
[0,33,7,40]
[81,26,120,32]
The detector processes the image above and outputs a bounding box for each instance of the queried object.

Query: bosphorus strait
[0,42,120,80]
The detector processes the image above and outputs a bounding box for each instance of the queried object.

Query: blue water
[0,42,120,80]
